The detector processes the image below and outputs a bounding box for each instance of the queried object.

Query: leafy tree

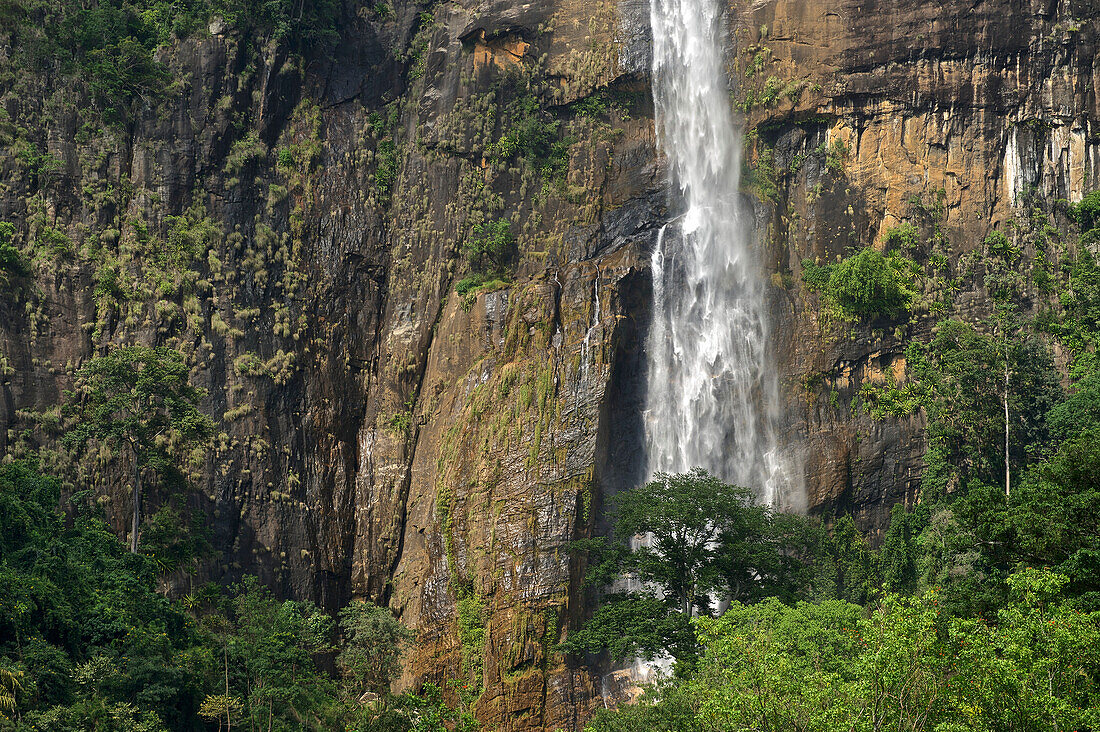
[0,461,206,729]
[63,345,214,552]
[585,570,1100,732]
[823,514,877,605]
[1046,370,1100,443]
[564,469,819,665]
[879,504,917,594]
[605,470,765,616]
[337,600,413,697]
[830,247,921,318]
[227,576,335,729]
[462,219,515,275]
[1045,242,1100,377]
[558,596,695,665]
[908,320,1060,497]
[1008,429,1100,607]
[1070,189,1100,232]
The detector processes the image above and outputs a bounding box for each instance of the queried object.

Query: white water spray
[644,0,797,505]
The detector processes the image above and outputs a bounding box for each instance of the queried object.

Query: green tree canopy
[63,345,214,552]
[563,469,820,666]
[337,600,413,697]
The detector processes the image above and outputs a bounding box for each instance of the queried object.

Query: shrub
[984,229,1019,260]
[1070,190,1100,232]
[829,247,920,318]
[494,94,570,180]
[882,222,919,252]
[373,138,398,199]
[462,219,514,274]
[210,0,341,47]
[804,248,922,320]
[800,258,831,291]
[0,222,28,276]
[454,273,510,310]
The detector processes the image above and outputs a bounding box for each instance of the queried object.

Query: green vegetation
[0,222,28,278]
[0,0,341,121]
[582,192,1100,731]
[455,591,486,686]
[802,244,922,320]
[587,570,1099,732]
[336,600,414,697]
[578,456,1100,729]
[374,138,400,201]
[462,218,514,274]
[456,219,515,306]
[494,93,571,182]
[562,469,825,668]
[62,346,215,553]
[0,461,478,731]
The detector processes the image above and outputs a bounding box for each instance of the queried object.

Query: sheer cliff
[0,0,1096,729]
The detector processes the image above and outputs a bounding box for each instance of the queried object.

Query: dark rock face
[0,0,1097,728]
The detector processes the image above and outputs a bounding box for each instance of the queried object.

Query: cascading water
[645,0,797,506]
[603,0,801,693]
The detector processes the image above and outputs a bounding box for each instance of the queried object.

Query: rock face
[0,0,1096,729]
[733,0,1099,532]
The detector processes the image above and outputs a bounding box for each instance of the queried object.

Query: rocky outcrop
[0,0,1097,729]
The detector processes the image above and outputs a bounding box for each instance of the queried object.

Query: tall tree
[563,469,817,665]
[64,345,214,552]
[337,600,413,697]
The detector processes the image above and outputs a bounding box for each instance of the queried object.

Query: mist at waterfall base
[617,0,803,687]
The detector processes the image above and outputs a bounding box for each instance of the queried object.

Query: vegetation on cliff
[0,462,476,732]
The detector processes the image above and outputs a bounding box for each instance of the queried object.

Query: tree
[0,461,208,729]
[64,345,214,552]
[907,320,1060,498]
[879,504,917,594]
[584,570,1100,732]
[828,246,921,319]
[564,469,818,665]
[462,219,515,275]
[337,600,413,697]
[824,515,877,605]
[228,576,334,730]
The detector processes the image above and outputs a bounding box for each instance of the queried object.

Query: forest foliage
[0,0,342,119]
[0,460,477,731]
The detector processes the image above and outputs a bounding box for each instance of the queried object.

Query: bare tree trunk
[1004,339,1011,499]
[130,452,141,553]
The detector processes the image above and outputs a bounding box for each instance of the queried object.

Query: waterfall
[644,0,797,506]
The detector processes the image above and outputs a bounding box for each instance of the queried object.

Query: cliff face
[734,0,1099,530]
[0,0,1097,729]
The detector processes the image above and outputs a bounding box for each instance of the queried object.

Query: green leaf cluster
[462,218,515,276]
[802,244,922,320]
[0,461,479,732]
[0,0,341,122]
[588,571,1100,732]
